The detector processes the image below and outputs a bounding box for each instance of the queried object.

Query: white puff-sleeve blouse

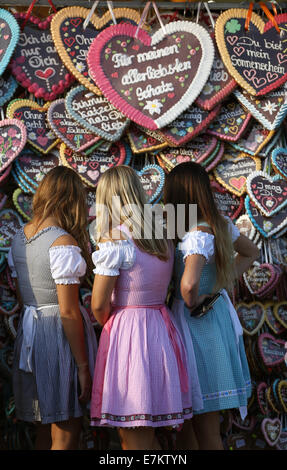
[49,245,87,284]
[92,240,135,276]
[178,217,240,262]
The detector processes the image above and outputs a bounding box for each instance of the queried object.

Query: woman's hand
[187,294,212,313]
[77,364,92,403]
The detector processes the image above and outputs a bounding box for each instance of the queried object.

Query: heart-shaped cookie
[264,302,285,335]
[51,6,141,95]
[258,333,286,367]
[87,21,214,130]
[0,119,27,173]
[0,8,19,76]
[246,171,287,217]
[47,99,101,153]
[12,188,33,221]
[7,99,59,154]
[4,313,19,340]
[235,214,256,240]
[0,72,17,107]
[245,195,287,238]
[278,380,287,413]
[232,411,256,431]
[243,263,279,297]
[215,10,287,96]
[236,301,265,335]
[207,98,251,142]
[156,103,221,147]
[276,431,287,450]
[65,85,130,142]
[257,382,269,416]
[271,147,287,179]
[214,152,261,197]
[204,141,225,173]
[234,81,287,130]
[230,121,275,156]
[195,37,237,110]
[14,150,60,190]
[226,432,250,450]
[0,284,19,315]
[158,134,218,170]
[261,418,282,447]
[274,301,287,329]
[0,208,23,252]
[128,123,168,154]
[12,165,36,194]
[211,181,243,220]
[137,164,165,204]
[86,189,97,221]
[60,141,126,188]
[10,13,74,101]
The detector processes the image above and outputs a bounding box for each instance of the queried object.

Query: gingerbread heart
[234,81,287,130]
[4,313,19,339]
[137,164,165,204]
[278,380,287,413]
[276,431,287,450]
[65,85,129,142]
[258,333,286,367]
[207,98,251,142]
[261,418,282,447]
[51,6,141,95]
[10,13,74,101]
[0,8,19,76]
[12,188,33,221]
[156,103,221,147]
[245,195,287,238]
[60,141,126,188]
[274,302,287,329]
[215,10,287,96]
[226,432,250,450]
[243,263,279,297]
[214,152,261,197]
[232,411,256,431]
[12,165,36,194]
[0,119,27,173]
[271,147,287,179]
[0,208,23,252]
[7,99,58,154]
[86,189,97,220]
[0,72,17,107]
[230,121,275,156]
[195,38,237,111]
[87,21,214,129]
[127,123,168,154]
[204,141,225,172]
[235,214,256,240]
[257,382,269,416]
[14,150,60,190]
[265,302,286,335]
[47,99,102,154]
[158,134,218,170]
[246,171,287,217]
[0,284,19,315]
[236,301,265,335]
[211,181,243,220]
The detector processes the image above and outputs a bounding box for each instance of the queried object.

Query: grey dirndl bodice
[11,226,68,307]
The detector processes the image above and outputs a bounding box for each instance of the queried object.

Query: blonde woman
[8,166,97,450]
[90,165,203,451]
[164,162,259,450]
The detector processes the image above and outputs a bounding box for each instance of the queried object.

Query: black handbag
[188,292,221,318]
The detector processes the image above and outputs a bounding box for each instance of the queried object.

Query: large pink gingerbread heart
[0,119,27,172]
[87,22,214,130]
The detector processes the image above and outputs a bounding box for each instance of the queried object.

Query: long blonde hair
[163,162,236,291]
[30,165,91,272]
[95,165,170,261]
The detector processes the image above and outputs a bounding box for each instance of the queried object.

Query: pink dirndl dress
[90,236,203,428]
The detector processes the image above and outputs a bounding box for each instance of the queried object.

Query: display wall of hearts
[0,3,287,451]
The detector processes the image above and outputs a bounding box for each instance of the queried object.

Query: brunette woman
[164,162,259,450]
[8,166,97,450]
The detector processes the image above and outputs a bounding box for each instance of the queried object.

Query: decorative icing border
[87,21,215,130]
[230,127,275,156]
[7,99,59,154]
[236,301,265,336]
[51,6,142,95]
[246,170,287,217]
[273,301,287,329]
[65,85,130,142]
[245,195,287,239]
[0,75,17,107]
[271,147,287,179]
[12,188,32,221]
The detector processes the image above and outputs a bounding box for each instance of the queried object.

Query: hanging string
[107,1,117,25]
[245,2,254,31]
[151,2,167,35]
[135,2,151,38]
[203,2,215,30]
[47,0,57,14]
[83,0,99,30]
[196,2,202,24]
[259,2,280,33]
[21,0,38,31]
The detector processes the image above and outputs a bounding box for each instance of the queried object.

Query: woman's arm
[233,234,260,279]
[91,275,118,326]
[180,254,208,310]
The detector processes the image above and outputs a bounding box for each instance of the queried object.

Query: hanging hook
[83,0,99,30]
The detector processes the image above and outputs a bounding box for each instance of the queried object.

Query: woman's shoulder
[178,228,215,262]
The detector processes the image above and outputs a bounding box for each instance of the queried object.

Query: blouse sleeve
[224,216,240,243]
[49,245,87,285]
[92,240,135,276]
[178,231,214,262]
[7,248,17,278]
